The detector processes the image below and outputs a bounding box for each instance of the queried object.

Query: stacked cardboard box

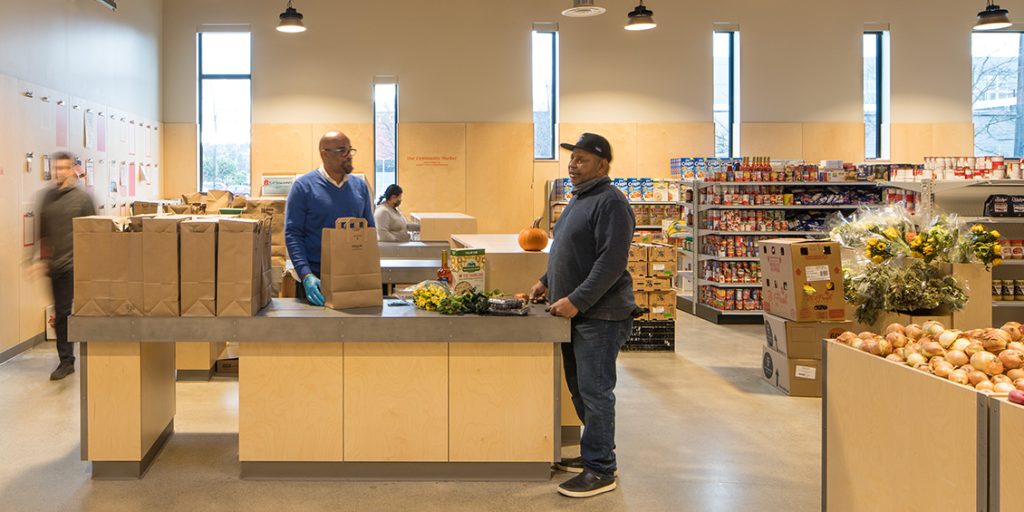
[629,243,677,321]
[758,238,848,397]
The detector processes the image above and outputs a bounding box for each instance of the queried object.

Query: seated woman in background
[373,184,418,241]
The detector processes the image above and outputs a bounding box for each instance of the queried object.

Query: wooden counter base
[91,420,174,480]
[240,462,552,481]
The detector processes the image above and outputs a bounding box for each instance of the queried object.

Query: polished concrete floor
[0,314,821,512]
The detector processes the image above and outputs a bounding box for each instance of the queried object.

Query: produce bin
[824,340,989,512]
[991,397,1024,511]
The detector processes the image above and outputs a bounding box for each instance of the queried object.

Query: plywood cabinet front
[343,342,449,461]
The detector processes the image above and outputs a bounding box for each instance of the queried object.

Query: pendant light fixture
[624,1,656,31]
[975,1,1011,31]
[277,1,306,33]
[562,0,606,18]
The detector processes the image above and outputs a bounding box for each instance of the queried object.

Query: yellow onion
[922,341,945,358]
[885,323,906,336]
[914,363,933,373]
[966,342,986,357]
[863,339,879,354]
[837,331,858,344]
[937,330,960,349]
[1008,341,1024,352]
[849,338,866,351]
[971,351,1005,376]
[1002,322,1023,341]
[951,338,972,352]
[994,382,1016,394]
[948,369,970,385]
[873,338,893,357]
[992,374,1012,386]
[977,381,995,392]
[1014,378,1024,391]
[983,328,1011,353]
[886,332,908,349]
[1008,368,1024,381]
[969,370,990,386]
[894,347,906,359]
[933,360,955,378]
[905,324,924,341]
[858,331,876,341]
[886,353,905,363]
[945,350,969,367]
[922,320,946,337]
[905,353,928,368]
[998,349,1024,370]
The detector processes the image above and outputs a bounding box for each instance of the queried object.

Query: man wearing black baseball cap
[530,132,637,498]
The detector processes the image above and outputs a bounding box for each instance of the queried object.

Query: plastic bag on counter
[487,296,530,316]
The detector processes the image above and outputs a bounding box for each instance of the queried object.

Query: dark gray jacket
[39,185,96,275]
[541,176,636,320]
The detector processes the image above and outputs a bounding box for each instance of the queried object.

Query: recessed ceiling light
[562,0,606,18]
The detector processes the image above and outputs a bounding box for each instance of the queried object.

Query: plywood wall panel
[801,123,864,164]
[251,123,313,196]
[740,123,803,160]
[532,161,562,223]
[0,74,20,352]
[162,123,197,198]
[396,123,467,214]
[931,123,974,157]
[890,124,935,164]
[466,123,533,234]
[636,123,716,178]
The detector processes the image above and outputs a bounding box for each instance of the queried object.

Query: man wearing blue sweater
[285,131,375,305]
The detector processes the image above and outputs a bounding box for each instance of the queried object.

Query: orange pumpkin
[518,217,549,251]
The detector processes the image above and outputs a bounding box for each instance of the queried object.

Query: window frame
[972,29,1024,158]
[532,24,559,161]
[864,31,884,160]
[713,28,740,158]
[197,31,253,194]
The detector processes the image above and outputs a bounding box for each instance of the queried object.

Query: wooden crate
[824,341,988,512]
[992,397,1024,511]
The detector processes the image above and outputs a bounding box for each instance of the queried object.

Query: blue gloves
[302,274,325,306]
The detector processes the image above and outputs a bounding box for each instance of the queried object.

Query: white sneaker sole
[558,480,618,498]
[553,463,584,473]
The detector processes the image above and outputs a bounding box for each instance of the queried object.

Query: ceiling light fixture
[975,1,1011,31]
[624,1,656,31]
[277,1,306,33]
[94,0,116,10]
[562,0,606,18]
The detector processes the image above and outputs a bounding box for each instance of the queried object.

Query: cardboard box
[181,219,218,316]
[763,312,851,360]
[647,244,676,262]
[647,260,677,279]
[647,289,676,308]
[761,345,822,397]
[644,276,674,292]
[627,260,647,279]
[73,216,144,316]
[217,218,271,316]
[450,248,486,294]
[634,291,649,309]
[410,213,477,242]
[759,239,845,322]
[142,216,186,316]
[646,303,676,321]
[628,244,648,262]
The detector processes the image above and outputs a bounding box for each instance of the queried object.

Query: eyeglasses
[322,147,357,156]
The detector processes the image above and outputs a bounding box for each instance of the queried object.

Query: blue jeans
[563,316,632,477]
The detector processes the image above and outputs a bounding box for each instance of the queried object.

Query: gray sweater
[39,184,96,275]
[541,176,636,320]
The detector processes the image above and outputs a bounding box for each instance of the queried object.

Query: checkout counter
[70,299,569,480]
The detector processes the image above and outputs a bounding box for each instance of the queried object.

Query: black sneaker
[554,456,584,473]
[50,362,75,381]
[557,470,617,498]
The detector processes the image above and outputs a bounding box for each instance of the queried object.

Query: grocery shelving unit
[684,179,885,324]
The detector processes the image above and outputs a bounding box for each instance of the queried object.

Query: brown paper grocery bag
[142,216,186,316]
[243,198,288,268]
[181,218,219,316]
[73,216,144,316]
[205,190,234,214]
[321,217,382,310]
[216,218,271,316]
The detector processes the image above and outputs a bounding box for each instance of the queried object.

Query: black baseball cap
[560,132,613,163]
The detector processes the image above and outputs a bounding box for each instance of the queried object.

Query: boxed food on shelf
[627,178,643,201]
[760,239,845,322]
[653,180,670,201]
[763,312,850,360]
[613,177,629,197]
[641,178,655,201]
[761,344,822,397]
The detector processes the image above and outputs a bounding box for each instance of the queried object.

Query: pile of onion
[833,321,1024,393]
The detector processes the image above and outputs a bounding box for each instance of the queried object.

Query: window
[864,30,890,160]
[713,29,739,158]
[374,77,398,194]
[973,32,1024,157]
[198,32,251,195]
[532,25,559,160]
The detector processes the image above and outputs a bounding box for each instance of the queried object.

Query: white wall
[161,0,1021,125]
